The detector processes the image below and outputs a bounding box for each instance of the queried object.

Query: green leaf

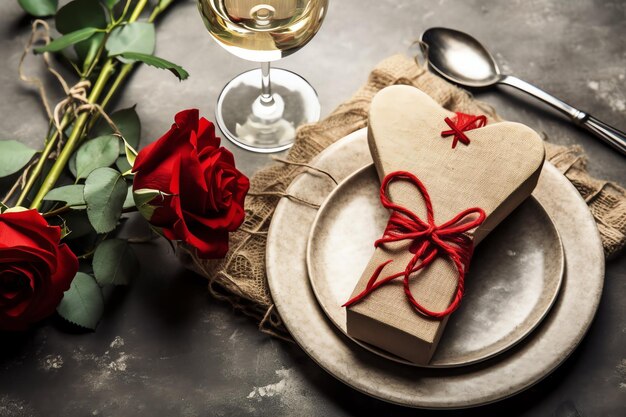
[34,28,102,54]
[56,0,107,34]
[74,32,105,71]
[92,106,141,150]
[106,22,155,62]
[117,52,189,81]
[0,140,37,178]
[76,135,120,179]
[43,185,86,207]
[123,184,134,209]
[18,0,58,17]
[93,239,139,286]
[0,202,8,213]
[84,167,128,233]
[57,272,103,330]
[133,188,161,221]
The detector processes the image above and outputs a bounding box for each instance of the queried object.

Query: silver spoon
[421,27,626,155]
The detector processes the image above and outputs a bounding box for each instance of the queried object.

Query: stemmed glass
[197,0,329,153]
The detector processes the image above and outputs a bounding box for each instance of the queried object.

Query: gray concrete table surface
[1,0,625,416]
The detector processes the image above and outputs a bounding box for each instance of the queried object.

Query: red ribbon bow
[441,112,487,148]
[343,171,486,318]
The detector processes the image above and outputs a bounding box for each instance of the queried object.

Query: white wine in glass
[198,0,329,152]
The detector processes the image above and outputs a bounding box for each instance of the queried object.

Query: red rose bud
[132,109,250,258]
[0,209,78,331]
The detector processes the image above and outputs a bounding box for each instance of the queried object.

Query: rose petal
[144,194,178,228]
[0,246,56,274]
[0,312,30,331]
[196,117,220,151]
[172,217,229,258]
[0,210,60,253]
[174,109,199,132]
[1,270,33,318]
[174,147,209,214]
[0,210,79,331]
[27,243,77,321]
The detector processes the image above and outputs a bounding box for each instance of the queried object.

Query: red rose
[132,109,250,258]
[0,209,78,331]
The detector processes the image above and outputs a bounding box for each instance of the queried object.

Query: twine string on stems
[19,20,122,142]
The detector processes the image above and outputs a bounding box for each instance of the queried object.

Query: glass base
[215,68,321,153]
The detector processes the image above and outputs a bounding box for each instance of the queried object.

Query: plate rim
[305,162,565,368]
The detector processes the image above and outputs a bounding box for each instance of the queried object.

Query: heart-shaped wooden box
[346,85,545,365]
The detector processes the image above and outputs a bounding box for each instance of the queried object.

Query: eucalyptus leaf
[133,188,161,221]
[56,272,104,330]
[43,185,85,207]
[56,0,107,34]
[92,106,141,149]
[76,135,120,179]
[84,167,128,233]
[117,52,189,81]
[0,140,37,178]
[106,22,156,61]
[93,239,139,286]
[34,28,102,54]
[123,185,134,209]
[18,0,58,17]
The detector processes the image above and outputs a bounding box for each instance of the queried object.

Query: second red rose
[132,109,250,258]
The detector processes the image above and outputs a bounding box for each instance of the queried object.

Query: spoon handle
[499,75,626,155]
[579,115,626,155]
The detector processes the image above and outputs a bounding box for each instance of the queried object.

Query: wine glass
[197,0,329,153]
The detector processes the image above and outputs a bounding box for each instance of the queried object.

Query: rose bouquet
[1,1,249,331]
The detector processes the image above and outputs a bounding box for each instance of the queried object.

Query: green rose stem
[42,204,137,219]
[26,0,158,210]
[29,59,116,210]
[17,1,154,206]
[15,114,71,206]
[87,5,166,130]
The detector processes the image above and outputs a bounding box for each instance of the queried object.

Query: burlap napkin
[181,55,626,338]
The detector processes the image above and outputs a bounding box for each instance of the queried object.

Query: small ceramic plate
[266,128,605,409]
[306,164,564,368]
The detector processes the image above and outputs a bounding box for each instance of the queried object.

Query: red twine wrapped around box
[342,171,486,318]
[441,112,487,148]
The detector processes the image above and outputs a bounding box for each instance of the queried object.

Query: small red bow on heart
[441,112,487,148]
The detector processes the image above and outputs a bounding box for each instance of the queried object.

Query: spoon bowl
[421,27,502,88]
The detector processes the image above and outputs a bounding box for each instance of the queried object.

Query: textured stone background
[0,0,625,416]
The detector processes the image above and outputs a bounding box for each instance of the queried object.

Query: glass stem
[260,62,275,106]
